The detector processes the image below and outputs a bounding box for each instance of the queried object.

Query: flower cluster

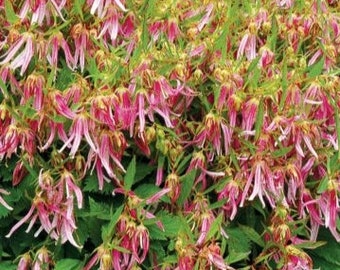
[0,0,340,269]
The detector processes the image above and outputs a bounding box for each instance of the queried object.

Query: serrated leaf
[310,228,340,267]
[295,241,326,250]
[255,98,264,140]
[226,250,250,264]
[147,223,167,240]
[4,0,19,24]
[0,78,9,98]
[317,176,329,194]
[227,227,251,253]
[134,163,155,183]
[87,197,111,220]
[209,198,227,210]
[134,184,161,199]
[54,259,84,270]
[272,145,293,158]
[124,156,136,191]
[101,204,124,241]
[307,57,324,78]
[206,213,223,242]
[0,261,16,270]
[158,211,191,238]
[279,60,288,111]
[73,0,85,20]
[239,224,264,247]
[177,170,196,206]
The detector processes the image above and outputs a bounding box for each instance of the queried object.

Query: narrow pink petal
[6,205,35,237]
[237,34,249,60]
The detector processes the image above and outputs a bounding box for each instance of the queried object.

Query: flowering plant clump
[0,0,340,269]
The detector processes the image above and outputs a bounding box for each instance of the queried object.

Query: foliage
[0,0,340,269]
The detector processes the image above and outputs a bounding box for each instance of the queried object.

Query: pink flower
[59,112,97,158]
[19,0,66,25]
[319,182,340,242]
[196,212,214,245]
[21,73,45,111]
[113,87,137,135]
[12,160,28,186]
[97,5,120,41]
[52,91,77,119]
[241,159,277,208]
[6,170,82,248]
[283,245,313,270]
[71,24,91,72]
[132,224,149,263]
[0,124,20,160]
[32,247,52,270]
[60,170,83,209]
[241,98,259,135]
[0,32,34,76]
[200,243,234,270]
[165,173,181,203]
[47,31,74,69]
[87,129,126,189]
[17,253,31,270]
[166,18,181,42]
[218,179,242,220]
[237,26,257,61]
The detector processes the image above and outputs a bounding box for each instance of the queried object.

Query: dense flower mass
[0,0,340,269]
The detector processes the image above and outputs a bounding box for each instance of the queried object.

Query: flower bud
[165,173,180,202]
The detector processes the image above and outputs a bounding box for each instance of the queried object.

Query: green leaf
[73,0,85,19]
[4,0,19,24]
[209,198,227,210]
[101,204,124,241]
[226,250,251,264]
[310,228,340,267]
[157,211,191,238]
[147,223,167,240]
[54,259,84,270]
[254,98,264,141]
[317,176,329,194]
[0,78,9,98]
[206,213,223,242]
[272,145,294,158]
[134,163,155,183]
[88,197,111,220]
[134,184,170,203]
[295,241,326,250]
[239,224,265,247]
[177,170,196,206]
[227,227,251,253]
[279,60,288,111]
[307,57,324,78]
[124,156,136,191]
[0,261,16,270]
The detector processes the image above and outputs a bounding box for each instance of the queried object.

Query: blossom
[318,180,340,242]
[32,247,52,270]
[132,224,149,263]
[18,0,66,25]
[0,32,34,76]
[21,73,45,111]
[47,31,74,69]
[17,253,32,270]
[237,23,257,61]
[59,112,97,158]
[97,5,120,41]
